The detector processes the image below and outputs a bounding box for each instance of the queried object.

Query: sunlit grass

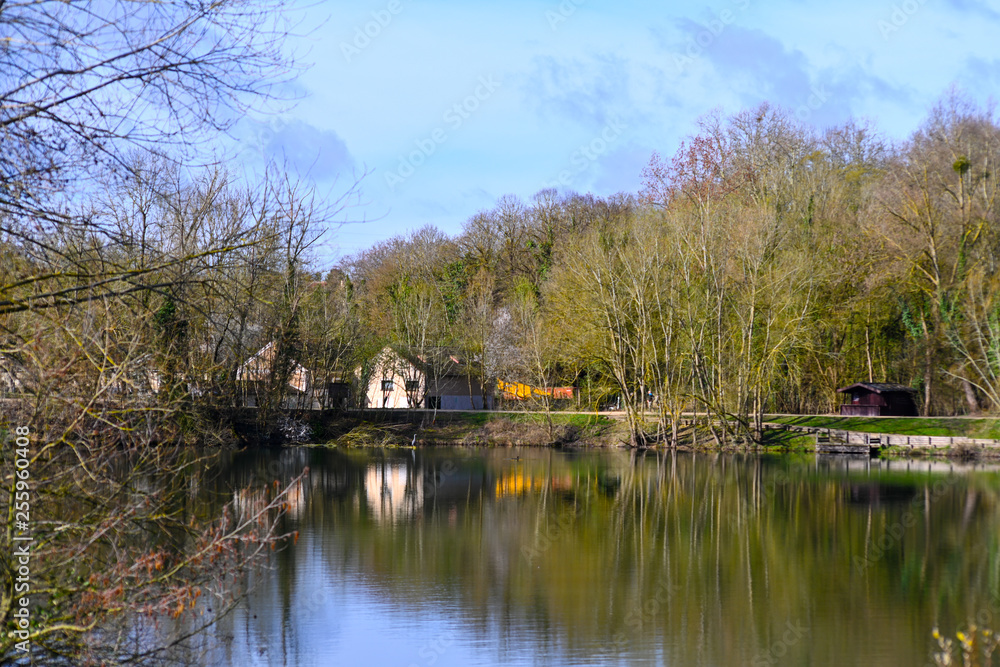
[767,415,1000,439]
[759,429,815,450]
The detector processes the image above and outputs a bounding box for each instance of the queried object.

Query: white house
[363,346,492,410]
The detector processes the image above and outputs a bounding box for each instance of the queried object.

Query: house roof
[237,342,310,386]
[378,345,475,376]
[836,382,918,394]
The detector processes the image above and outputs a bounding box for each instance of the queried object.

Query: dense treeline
[5,93,998,450]
[342,93,1000,445]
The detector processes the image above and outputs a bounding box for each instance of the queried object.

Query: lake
[176,447,1000,666]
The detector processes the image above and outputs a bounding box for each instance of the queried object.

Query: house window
[381,379,394,392]
[405,380,420,392]
[852,392,860,404]
[427,396,441,409]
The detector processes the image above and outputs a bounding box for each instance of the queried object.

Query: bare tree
[876,91,1000,413]
[1,0,304,319]
[0,1,370,661]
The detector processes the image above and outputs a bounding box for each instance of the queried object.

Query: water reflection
[365,462,420,522]
[178,448,1000,667]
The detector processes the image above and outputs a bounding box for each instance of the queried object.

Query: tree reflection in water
[169,448,1000,667]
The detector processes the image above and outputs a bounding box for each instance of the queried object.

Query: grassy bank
[767,415,1000,440]
[309,411,1000,457]
[759,428,818,451]
[314,412,623,448]
[875,444,1000,460]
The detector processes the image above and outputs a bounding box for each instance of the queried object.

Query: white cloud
[238,0,1000,263]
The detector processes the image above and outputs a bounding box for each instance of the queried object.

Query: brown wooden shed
[836,382,919,417]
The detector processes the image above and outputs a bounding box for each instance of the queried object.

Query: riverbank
[311,412,624,448]
[306,411,1000,460]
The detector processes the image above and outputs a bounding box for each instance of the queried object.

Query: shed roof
[836,382,918,394]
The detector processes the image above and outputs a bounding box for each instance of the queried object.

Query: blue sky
[229,0,1000,266]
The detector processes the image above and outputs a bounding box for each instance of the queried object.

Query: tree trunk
[962,378,980,414]
[922,317,933,416]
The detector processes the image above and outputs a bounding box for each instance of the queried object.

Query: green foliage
[153,298,178,331]
[901,300,927,341]
[439,259,470,324]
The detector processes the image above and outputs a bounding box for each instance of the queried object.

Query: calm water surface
[191,447,1000,666]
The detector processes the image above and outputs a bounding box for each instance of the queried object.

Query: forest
[341,93,1000,446]
[5,95,1000,451]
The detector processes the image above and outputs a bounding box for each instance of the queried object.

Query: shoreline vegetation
[8,91,1000,456]
[306,411,1000,461]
